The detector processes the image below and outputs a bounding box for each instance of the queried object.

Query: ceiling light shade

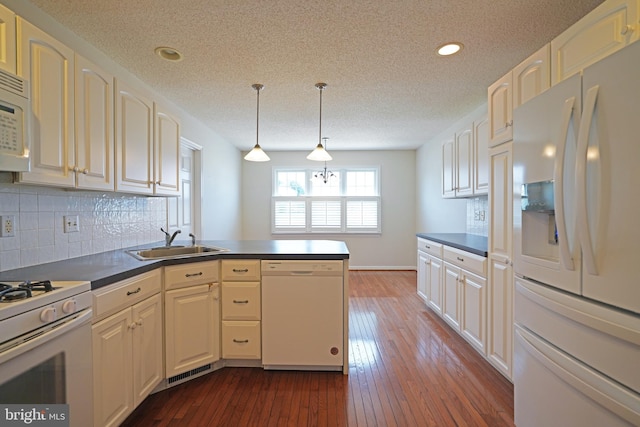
[437,42,463,56]
[307,82,332,161]
[244,83,270,162]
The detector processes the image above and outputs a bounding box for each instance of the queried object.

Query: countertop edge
[416,233,488,257]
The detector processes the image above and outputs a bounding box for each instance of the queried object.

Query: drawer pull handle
[232,268,249,273]
[127,287,141,296]
[233,339,249,344]
[185,272,203,278]
[456,257,464,262]
[425,245,430,249]
[233,300,249,304]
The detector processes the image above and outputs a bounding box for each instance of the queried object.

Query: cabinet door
[427,254,443,316]
[0,4,16,74]
[417,250,428,302]
[488,72,512,147]
[551,0,640,85]
[461,270,487,355]
[513,44,550,109]
[75,54,114,190]
[17,18,75,187]
[488,256,513,380]
[442,263,461,331]
[92,309,133,427]
[489,143,513,259]
[131,293,163,407]
[455,125,474,197]
[165,284,220,378]
[441,137,456,198]
[115,80,154,194]
[473,116,489,195]
[154,104,180,195]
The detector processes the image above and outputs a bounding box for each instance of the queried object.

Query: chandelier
[313,138,335,183]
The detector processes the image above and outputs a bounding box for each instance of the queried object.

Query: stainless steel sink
[126,245,229,260]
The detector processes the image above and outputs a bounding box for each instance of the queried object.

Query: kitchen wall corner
[0,178,167,272]
[466,196,488,236]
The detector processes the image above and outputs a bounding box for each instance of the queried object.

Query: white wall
[242,150,416,269]
[416,104,487,234]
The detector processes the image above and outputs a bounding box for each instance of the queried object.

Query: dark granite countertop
[0,240,350,290]
[416,233,487,257]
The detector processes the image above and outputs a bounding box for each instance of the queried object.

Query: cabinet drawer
[417,238,443,257]
[92,270,161,321]
[443,246,487,277]
[164,260,219,290]
[221,260,261,281]
[222,282,261,320]
[222,321,261,359]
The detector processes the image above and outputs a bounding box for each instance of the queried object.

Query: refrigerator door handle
[576,85,599,276]
[554,96,576,271]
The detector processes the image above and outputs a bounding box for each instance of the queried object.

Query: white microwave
[0,68,29,172]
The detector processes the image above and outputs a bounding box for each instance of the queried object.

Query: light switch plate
[64,215,80,233]
[0,215,15,237]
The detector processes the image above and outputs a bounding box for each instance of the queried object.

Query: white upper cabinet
[489,44,551,147]
[16,18,75,187]
[473,116,489,195]
[153,104,180,196]
[0,4,16,74]
[488,72,512,147]
[551,0,640,85]
[441,137,456,198]
[513,44,550,109]
[75,54,114,191]
[454,124,474,197]
[442,115,489,198]
[115,80,154,195]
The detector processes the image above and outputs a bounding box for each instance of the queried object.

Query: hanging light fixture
[244,83,270,162]
[313,137,335,183]
[307,82,332,161]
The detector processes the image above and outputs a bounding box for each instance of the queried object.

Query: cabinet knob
[621,25,634,36]
[82,168,89,174]
[129,322,137,330]
[71,166,79,173]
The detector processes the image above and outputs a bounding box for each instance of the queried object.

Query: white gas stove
[0,280,92,348]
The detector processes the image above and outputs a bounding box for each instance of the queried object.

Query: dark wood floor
[122,270,514,426]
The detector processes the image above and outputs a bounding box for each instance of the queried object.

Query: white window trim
[271,167,381,235]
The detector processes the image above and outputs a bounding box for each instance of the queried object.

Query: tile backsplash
[466,196,488,236]
[0,180,167,272]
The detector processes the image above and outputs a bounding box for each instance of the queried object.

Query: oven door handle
[0,309,92,363]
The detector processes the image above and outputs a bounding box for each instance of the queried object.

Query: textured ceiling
[28,0,604,152]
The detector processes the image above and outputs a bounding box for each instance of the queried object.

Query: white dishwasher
[261,260,344,371]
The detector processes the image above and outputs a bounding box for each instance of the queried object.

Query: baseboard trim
[348,266,416,271]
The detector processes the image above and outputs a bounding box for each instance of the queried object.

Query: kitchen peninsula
[0,240,349,427]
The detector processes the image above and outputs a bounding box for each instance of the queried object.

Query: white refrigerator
[512,41,640,426]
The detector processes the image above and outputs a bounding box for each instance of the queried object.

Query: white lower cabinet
[92,271,162,427]
[221,260,262,360]
[164,261,220,378]
[417,238,488,356]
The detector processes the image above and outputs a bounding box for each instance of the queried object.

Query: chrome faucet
[189,233,196,246]
[161,227,181,247]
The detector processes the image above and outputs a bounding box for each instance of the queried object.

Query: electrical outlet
[64,215,80,233]
[0,215,15,237]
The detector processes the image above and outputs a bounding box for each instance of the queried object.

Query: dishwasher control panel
[261,260,343,276]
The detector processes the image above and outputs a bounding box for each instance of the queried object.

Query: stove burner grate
[0,280,55,303]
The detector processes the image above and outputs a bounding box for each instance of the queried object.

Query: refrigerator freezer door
[513,74,581,294]
[579,41,640,314]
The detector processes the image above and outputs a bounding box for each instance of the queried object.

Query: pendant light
[313,137,335,183]
[244,83,270,162]
[307,82,332,161]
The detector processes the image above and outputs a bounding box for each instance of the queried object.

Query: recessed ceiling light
[154,46,183,62]
[437,42,463,56]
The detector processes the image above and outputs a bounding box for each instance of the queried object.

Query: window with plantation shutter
[272,168,380,234]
